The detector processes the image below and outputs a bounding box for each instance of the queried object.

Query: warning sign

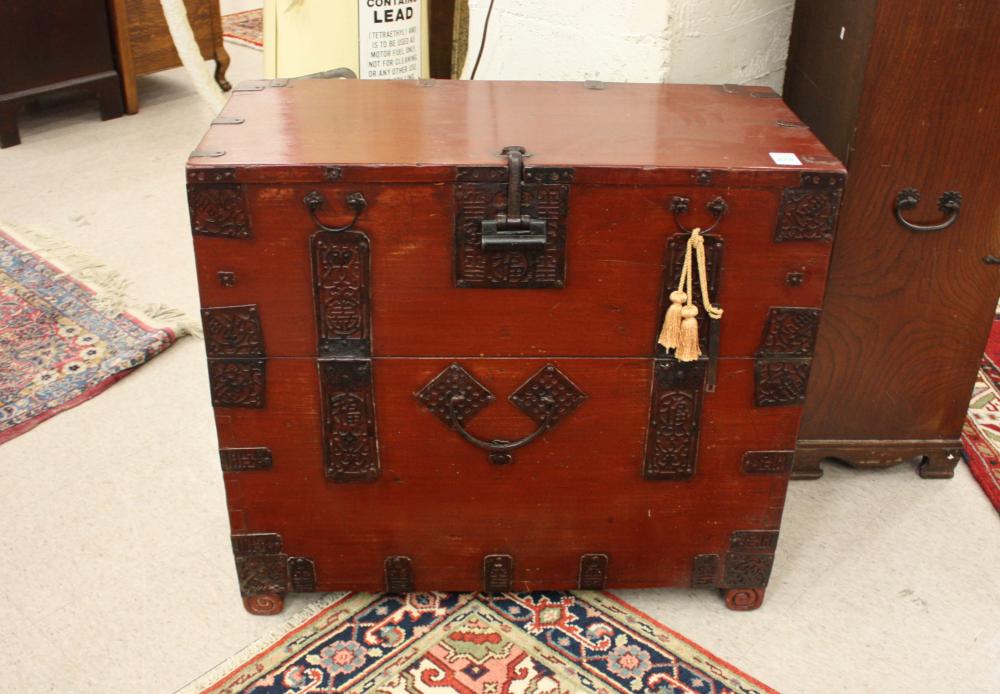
[358,0,422,79]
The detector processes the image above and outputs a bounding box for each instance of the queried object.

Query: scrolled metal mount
[893,188,962,232]
[670,195,728,234]
[304,190,367,232]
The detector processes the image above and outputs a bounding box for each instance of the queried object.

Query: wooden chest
[186,79,845,614]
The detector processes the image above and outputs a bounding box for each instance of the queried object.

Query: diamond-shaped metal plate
[415,363,495,426]
[509,364,587,426]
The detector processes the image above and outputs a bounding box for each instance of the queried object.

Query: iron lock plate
[454,146,572,288]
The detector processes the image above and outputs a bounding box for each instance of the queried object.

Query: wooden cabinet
[108,0,230,113]
[784,0,1000,478]
[186,80,844,613]
[0,0,124,147]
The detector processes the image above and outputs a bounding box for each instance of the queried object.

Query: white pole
[158,0,228,112]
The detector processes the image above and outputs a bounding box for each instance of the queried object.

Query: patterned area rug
[188,592,773,694]
[962,315,1000,511]
[223,9,263,50]
[0,224,195,444]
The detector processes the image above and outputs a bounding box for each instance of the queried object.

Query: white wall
[460,0,794,92]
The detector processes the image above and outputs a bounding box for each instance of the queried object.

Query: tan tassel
[657,290,687,350]
[675,305,701,361]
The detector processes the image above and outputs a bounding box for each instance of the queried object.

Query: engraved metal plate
[742,451,794,475]
[756,308,821,357]
[209,359,266,408]
[415,363,495,427]
[232,533,283,556]
[483,554,513,592]
[643,358,707,480]
[454,170,571,288]
[692,554,719,588]
[220,447,273,472]
[730,531,780,553]
[754,359,811,407]
[318,359,380,482]
[202,305,265,358]
[187,171,251,238]
[774,173,845,243]
[288,557,317,592]
[311,229,372,357]
[578,554,609,589]
[384,556,414,593]
[509,364,587,426]
[723,553,775,588]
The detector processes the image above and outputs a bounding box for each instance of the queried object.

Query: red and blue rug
[962,315,1000,512]
[222,9,263,50]
[189,591,773,693]
[0,224,195,444]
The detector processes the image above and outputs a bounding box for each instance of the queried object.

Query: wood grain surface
[219,357,794,592]
[794,0,1000,446]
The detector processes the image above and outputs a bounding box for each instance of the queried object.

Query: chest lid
[188,79,842,184]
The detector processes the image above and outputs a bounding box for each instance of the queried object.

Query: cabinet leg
[723,588,765,611]
[791,449,825,480]
[918,448,962,479]
[95,77,125,121]
[243,593,285,615]
[0,101,21,148]
[214,46,232,92]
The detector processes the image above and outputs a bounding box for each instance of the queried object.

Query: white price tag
[769,152,803,166]
[358,0,422,80]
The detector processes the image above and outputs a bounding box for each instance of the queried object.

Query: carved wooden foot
[243,593,285,615]
[723,588,765,611]
[794,441,964,480]
[214,47,233,92]
[918,448,962,479]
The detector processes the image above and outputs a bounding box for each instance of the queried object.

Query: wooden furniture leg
[213,44,232,91]
[0,100,21,148]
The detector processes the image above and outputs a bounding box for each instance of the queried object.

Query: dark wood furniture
[0,0,124,148]
[783,0,1000,479]
[186,79,844,614]
[108,0,230,114]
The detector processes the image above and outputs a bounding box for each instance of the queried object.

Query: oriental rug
[188,591,774,694]
[0,224,196,444]
[222,9,263,50]
[962,315,1000,512]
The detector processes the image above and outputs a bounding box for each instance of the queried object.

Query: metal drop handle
[670,195,728,234]
[894,188,962,232]
[304,191,367,233]
[446,393,554,458]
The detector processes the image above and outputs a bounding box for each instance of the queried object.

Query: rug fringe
[179,593,349,693]
[1,221,202,339]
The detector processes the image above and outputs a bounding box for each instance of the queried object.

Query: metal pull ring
[894,188,962,232]
[670,195,728,234]
[304,191,367,232]
[446,393,553,458]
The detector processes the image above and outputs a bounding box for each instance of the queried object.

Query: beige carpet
[1,37,998,694]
